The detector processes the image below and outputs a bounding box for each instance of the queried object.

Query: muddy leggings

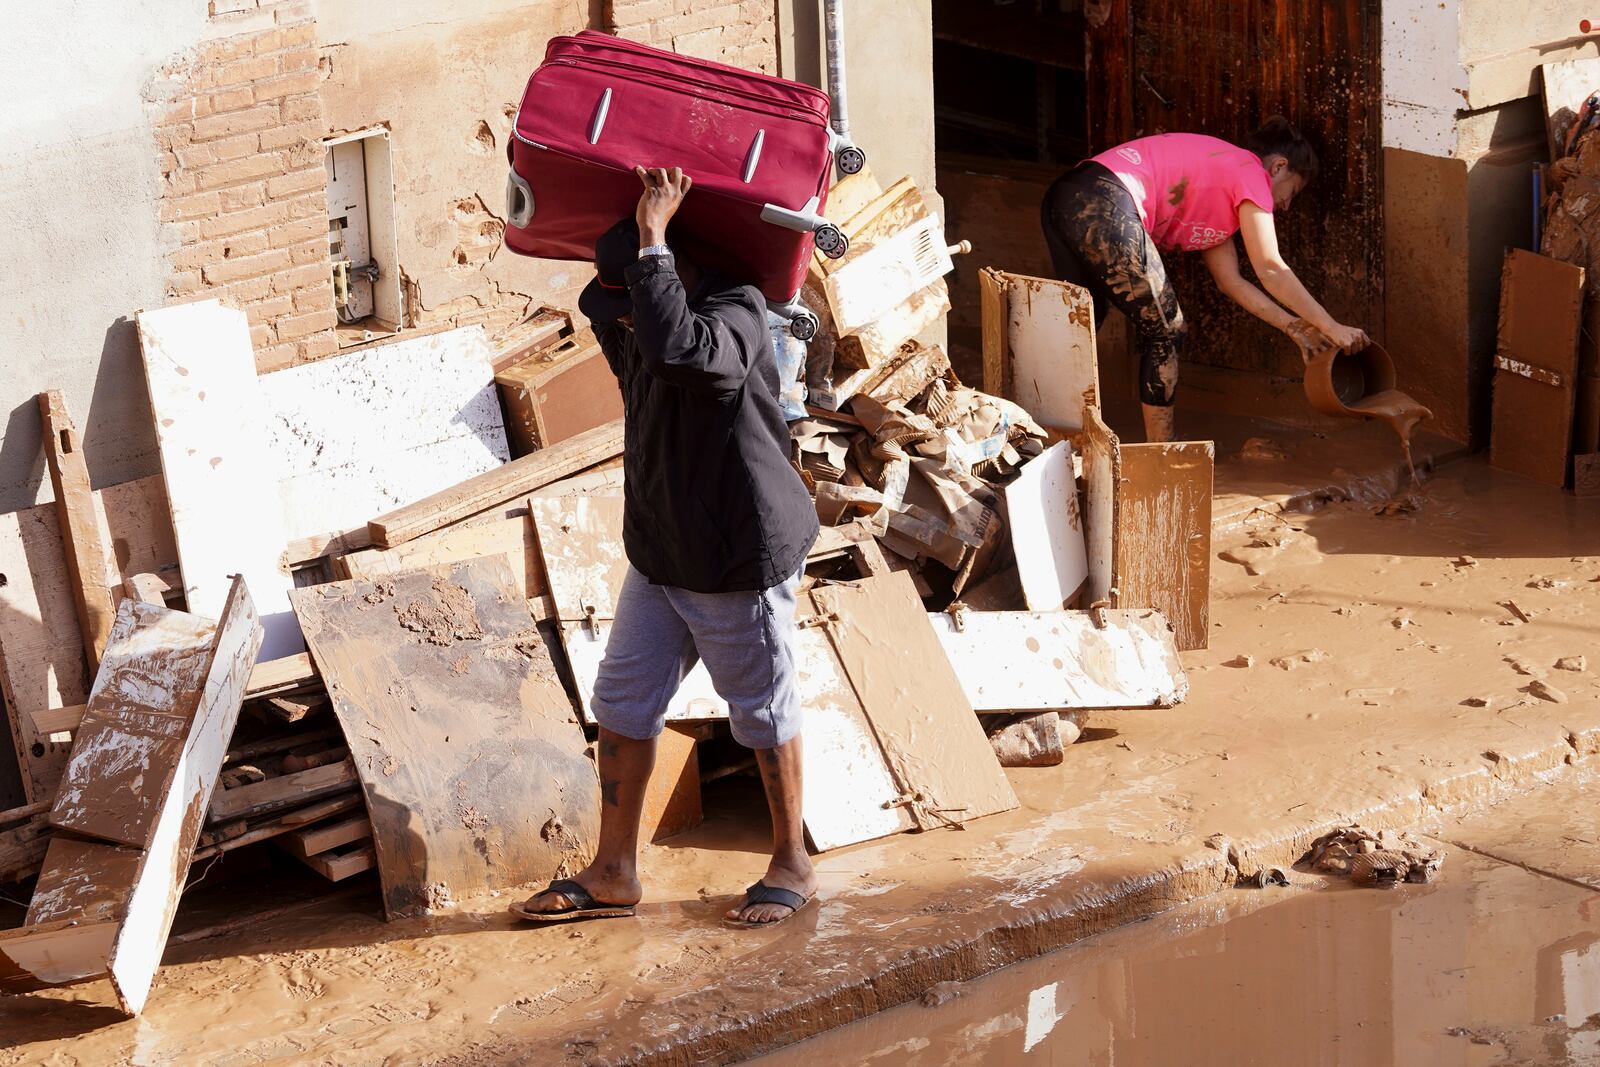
[1040,162,1186,407]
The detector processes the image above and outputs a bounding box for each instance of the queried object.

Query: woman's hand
[1323,322,1370,353]
[634,165,692,248]
[1283,318,1335,364]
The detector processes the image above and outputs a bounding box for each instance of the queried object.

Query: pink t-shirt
[1090,133,1274,252]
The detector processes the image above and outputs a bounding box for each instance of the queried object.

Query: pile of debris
[0,167,1201,1018]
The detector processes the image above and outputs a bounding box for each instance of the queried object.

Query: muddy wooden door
[1119,1,1383,378]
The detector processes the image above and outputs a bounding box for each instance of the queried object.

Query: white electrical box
[322,127,400,338]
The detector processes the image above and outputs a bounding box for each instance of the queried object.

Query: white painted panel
[1382,0,1465,156]
[1006,441,1088,611]
[258,325,509,542]
[930,609,1188,710]
[108,579,260,1015]
[137,300,303,659]
[1005,274,1098,434]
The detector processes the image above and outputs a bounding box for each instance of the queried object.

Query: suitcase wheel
[788,311,819,341]
[836,146,867,176]
[814,223,849,260]
[506,169,535,229]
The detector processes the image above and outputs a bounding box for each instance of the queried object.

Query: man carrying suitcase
[513,165,821,929]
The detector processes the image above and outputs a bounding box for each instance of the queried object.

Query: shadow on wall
[0,317,158,515]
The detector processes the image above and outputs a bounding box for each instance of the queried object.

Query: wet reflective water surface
[755,846,1600,1066]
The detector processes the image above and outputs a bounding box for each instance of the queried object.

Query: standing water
[752,845,1600,1066]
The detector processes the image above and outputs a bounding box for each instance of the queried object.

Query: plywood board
[1,577,261,1015]
[811,573,1017,832]
[259,325,510,544]
[137,299,301,659]
[1491,249,1585,488]
[290,557,597,919]
[1541,58,1600,161]
[980,268,1099,436]
[931,608,1187,710]
[1115,441,1214,652]
[1005,441,1088,611]
[529,495,630,621]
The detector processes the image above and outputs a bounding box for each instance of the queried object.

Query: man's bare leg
[523,727,655,911]
[727,733,818,924]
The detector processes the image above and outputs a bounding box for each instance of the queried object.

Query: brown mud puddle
[755,844,1600,1066]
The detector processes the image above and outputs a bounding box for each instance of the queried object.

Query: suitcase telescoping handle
[760,197,850,260]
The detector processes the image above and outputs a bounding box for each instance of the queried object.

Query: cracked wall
[314,1,600,337]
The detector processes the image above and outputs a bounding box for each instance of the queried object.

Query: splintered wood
[290,556,598,918]
[0,577,262,1015]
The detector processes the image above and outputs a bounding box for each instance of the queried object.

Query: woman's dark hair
[1245,116,1319,183]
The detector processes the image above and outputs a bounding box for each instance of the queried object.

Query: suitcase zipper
[541,55,826,128]
[565,32,831,113]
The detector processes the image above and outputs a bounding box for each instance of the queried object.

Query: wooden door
[1094,1,1384,379]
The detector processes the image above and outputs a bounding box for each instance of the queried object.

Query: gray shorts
[591,566,803,749]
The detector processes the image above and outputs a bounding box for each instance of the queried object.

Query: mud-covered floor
[3,451,1600,1066]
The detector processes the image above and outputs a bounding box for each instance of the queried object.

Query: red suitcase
[505,30,848,337]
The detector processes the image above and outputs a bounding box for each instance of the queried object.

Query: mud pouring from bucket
[1303,340,1432,480]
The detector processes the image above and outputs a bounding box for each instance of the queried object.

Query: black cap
[578,218,640,323]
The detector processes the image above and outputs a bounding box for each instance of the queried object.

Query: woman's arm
[1201,239,1295,331]
[1236,202,1368,352]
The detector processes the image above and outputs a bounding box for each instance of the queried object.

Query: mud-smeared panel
[528,494,630,620]
[811,573,1017,833]
[1115,440,1213,651]
[290,556,598,920]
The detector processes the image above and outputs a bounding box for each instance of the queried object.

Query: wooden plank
[282,813,373,859]
[190,792,364,861]
[1114,440,1214,652]
[2,576,261,1014]
[979,269,1099,435]
[290,557,598,918]
[1540,58,1600,161]
[367,418,625,549]
[1079,404,1121,605]
[1004,441,1088,611]
[137,298,303,659]
[810,572,1018,832]
[37,391,116,668]
[340,515,545,600]
[259,692,328,723]
[208,759,357,824]
[641,728,701,843]
[259,325,510,547]
[930,608,1187,710]
[245,651,318,698]
[296,842,376,882]
[489,306,573,374]
[1491,250,1586,488]
[30,704,85,738]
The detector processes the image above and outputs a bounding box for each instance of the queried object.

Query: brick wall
[155,2,337,373]
[606,0,778,73]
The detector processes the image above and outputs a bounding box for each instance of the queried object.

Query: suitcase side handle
[506,169,535,229]
[589,87,613,145]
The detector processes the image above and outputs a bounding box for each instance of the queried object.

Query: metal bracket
[1089,599,1111,630]
[581,601,600,638]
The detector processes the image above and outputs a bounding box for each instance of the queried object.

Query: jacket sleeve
[595,321,626,379]
[625,255,761,395]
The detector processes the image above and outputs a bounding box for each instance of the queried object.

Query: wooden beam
[30,704,85,737]
[190,794,363,862]
[208,759,357,824]
[36,391,116,670]
[293,842,376,882]
[366,418,625,549]
[281,813,373,859]
[244,651,318,697]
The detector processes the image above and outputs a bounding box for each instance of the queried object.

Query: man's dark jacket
[596,253,817,593]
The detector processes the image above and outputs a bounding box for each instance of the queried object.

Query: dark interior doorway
[933,0,1089,380]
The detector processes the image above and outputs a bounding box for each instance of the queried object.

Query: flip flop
[722,880,813,929]
[509,878,637,924]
